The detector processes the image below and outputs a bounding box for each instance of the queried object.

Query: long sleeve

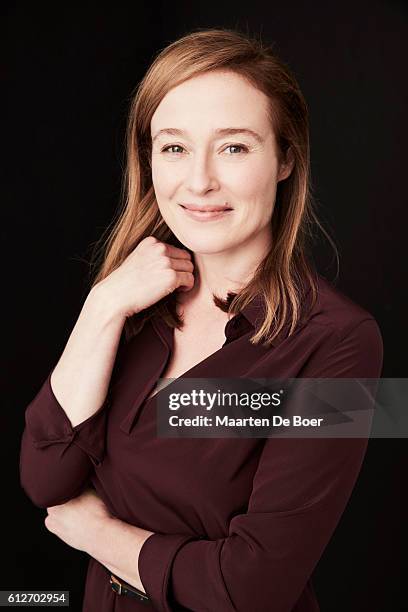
[19,369,112,508]
[138,318,383,612]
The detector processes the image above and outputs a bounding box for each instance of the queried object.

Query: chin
[172,229,235,254]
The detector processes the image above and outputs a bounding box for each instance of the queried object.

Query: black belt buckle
[110,573,150,604]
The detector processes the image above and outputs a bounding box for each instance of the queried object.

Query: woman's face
[150,70,293,255]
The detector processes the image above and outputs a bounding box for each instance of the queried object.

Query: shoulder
[295,274,384,377]
[307,274,382,343]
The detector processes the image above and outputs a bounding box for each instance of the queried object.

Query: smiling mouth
[180,204,233,212]
[179,204,233,221]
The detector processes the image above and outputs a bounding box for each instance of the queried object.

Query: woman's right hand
[94,236,195,319]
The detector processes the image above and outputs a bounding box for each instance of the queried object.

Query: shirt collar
[238,276,317,345]
[152,274,318,347]
[240,293,266,330]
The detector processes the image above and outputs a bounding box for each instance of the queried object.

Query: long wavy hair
[89,27,335,347]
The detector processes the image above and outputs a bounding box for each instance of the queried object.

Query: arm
[43,488,155,595]
[20,237,195,510]
[19,286,126,508]
[78,435,370,608]
[88,517,154,594]
[50,318,381,609]
[132,318,383,612]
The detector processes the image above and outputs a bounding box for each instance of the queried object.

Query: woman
[19,28,383,611]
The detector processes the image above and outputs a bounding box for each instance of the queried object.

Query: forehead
[150,70,271,135]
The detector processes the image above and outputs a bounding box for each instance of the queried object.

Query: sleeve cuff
[138,532,198,612]
[25,370,111,466]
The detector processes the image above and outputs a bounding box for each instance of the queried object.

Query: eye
[161,144,185,154]
[160,143,249,156]
[224,144,249,155]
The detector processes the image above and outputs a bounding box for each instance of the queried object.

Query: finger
[175,271,195,291]
[162,243,192,260]
[169,257,194,272]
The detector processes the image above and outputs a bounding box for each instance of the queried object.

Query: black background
[4,2,407,610]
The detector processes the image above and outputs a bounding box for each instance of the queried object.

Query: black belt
[110,573,151,604]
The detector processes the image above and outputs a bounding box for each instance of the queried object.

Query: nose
[184,151,219,194]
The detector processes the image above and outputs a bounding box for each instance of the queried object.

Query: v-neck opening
[143,332,231,407]
[120,311,255,434]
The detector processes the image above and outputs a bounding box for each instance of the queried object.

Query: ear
[277,147,295,182]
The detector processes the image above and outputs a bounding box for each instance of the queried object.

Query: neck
[179,227,272,309]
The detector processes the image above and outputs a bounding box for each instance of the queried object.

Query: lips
[180,203,233,212]
[179,204,233,222]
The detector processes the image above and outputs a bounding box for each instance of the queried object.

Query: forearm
[87,517,154,593]
[50,285,126,427]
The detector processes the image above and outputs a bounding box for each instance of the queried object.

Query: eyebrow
[151,127,265,145]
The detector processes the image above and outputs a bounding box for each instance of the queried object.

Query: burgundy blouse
[19,274,383,611]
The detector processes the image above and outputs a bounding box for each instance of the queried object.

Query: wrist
[86,285,127,327]
[85,514,114,559]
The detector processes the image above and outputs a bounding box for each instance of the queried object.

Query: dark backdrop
[4,2,407,611]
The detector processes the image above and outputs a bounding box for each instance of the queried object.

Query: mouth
[180,203,233,212]
[179,203,233,222]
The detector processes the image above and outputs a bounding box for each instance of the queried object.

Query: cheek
[238,179,277,225]
[152,161,180,196]
[229,157,278,199]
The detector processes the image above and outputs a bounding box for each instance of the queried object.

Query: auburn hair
[89,27,334,346]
